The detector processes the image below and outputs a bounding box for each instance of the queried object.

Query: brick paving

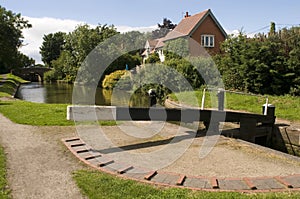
[63,137,300,192]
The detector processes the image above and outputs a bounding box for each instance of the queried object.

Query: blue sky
[1,0,300,63]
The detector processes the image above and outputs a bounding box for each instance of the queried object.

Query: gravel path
[0,113,86,199]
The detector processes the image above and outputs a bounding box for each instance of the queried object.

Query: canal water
[15,82,149,107]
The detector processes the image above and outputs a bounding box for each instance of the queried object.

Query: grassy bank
[0,73,29,97]
[0,146,10,199]
[73,170,300,199]
[169,90,300,122]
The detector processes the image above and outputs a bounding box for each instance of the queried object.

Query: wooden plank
[67,106,275,125]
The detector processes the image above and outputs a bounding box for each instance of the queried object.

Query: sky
[1,0,300,64]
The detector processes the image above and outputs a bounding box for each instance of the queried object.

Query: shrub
[102,70,131,89]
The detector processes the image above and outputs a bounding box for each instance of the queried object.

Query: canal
[15,82,150,107]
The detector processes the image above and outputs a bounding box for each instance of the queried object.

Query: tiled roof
[163,10,209,41]
[175,10,209,35]
[148,39,159,48]
[154,38,165,49]
[163,9,227,42]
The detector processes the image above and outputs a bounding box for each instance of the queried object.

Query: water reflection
[16,82,149,107]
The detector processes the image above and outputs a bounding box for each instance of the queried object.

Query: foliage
[73,170,300,199]
[0,6,34,73]
[45,24,118,82]
[127,63,197,103]
[101,52,142,85]
[215,25,300,96]
[163,37,189,59]
[102,70,130,89]
[42,26,148,84]
[152,18,176,39]
[144,52,160,64]
[40,32,66,67]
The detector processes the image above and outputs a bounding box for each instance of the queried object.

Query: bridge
[11,67,52,82]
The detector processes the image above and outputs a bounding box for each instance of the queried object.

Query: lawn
[73,170,300,199]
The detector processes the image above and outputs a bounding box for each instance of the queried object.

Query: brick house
[143,9,227,62]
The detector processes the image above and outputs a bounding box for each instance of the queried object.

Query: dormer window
[201,35,215,47]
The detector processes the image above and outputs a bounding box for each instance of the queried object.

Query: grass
[0,100,74,126]
[0,73,29,97]
[0,146,10,199]
[169,90,300,122]
[73,170,300,199]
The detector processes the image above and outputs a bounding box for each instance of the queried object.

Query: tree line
[215,23,300,96]
[2,4,299,97]
[41,21,300,97]
[40,25,149,83]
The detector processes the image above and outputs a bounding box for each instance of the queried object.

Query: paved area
[63,132,300,192]
[0,114,86,199]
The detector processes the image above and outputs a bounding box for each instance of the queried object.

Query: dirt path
[0,114,86,199]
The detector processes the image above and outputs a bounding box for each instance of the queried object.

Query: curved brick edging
[63,137,300,193]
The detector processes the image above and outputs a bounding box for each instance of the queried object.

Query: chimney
[185,12,190,18]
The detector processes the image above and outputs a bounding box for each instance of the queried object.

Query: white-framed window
[201,35,215,47]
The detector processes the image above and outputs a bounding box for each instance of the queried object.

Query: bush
[102,70,131,89]
[43,70,56,82]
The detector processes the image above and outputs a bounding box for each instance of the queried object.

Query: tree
[0,6,32,73]
[163,37,189,60]
[48,24,119,82]
[40,32,66,67]
[269,22,276,36]
[152,18,176,39]
[215,25,300,96]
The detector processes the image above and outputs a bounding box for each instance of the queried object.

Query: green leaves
[0,6,33,73]
[40,32,66,67]
[216,26,300,96]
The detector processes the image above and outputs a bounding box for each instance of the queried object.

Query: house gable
[190,13,227,54]
[189,9,227,38]
[143,9,227,62]
[163,9,227,55]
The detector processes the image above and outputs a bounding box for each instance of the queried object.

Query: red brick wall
[190,15,226,55]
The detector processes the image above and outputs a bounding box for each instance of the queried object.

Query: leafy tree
[215,25,300,96]
[40,32,66,67]
[163,37,189,60]
[0,6,32,73]
[49,24,119,82]
[145,52,160,64]
[152,18,176,39]
[46,27,150,84]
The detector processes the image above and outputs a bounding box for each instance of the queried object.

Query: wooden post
[201,88,206,110]
[217,88,225,111]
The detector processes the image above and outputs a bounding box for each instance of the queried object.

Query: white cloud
[21,16,84,64]
[117,25,156,33]
[225,29,256,38]
[20,16,156,64]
